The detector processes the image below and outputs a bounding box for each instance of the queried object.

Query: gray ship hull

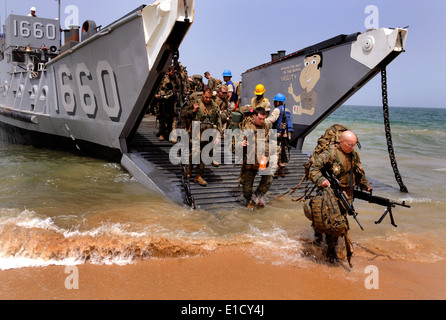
[0,1,194,161]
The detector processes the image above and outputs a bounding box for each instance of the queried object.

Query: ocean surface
[0,105,445,270]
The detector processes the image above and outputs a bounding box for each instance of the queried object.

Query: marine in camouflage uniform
[181,88,222,186]
[170,62,189,143]
[239,107,273,209]
[213,84,231,131]
[308,130,372,262]
[204,71,221,92]
[156,66,180,141]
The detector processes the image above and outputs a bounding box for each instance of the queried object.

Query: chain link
[172,50,197,208]
[181,163,196,209]
[381,68,408,193]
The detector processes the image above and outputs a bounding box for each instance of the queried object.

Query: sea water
[0,105,445,269]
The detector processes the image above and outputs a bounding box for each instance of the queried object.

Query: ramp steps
[128,116,309,211]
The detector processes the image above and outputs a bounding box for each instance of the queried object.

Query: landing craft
[0,1,408,210]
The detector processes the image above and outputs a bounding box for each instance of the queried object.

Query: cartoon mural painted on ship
[287,52,323,116]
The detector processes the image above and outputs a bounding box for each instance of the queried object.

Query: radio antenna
[2,0,6,33]
[57,0,61,48]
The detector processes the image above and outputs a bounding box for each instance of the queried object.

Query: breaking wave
[1,207,445,270]
[0,209,226,270]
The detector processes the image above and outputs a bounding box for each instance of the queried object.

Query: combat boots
[194,174,207,186]
[278,167,286,177]
[325,235,339,264]
[314,231,323,246]
[246,201,255,210]
[257,199,265,208]
[274,167,286,178]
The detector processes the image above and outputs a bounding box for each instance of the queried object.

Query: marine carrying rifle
[172,49,189,130]
[323,170,364,231]
[278,104,291,164]
[353,189,410,227]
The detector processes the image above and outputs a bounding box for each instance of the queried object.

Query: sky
[2,0,445,108]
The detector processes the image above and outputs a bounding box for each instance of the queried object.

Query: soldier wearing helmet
[264,93,284,128]
[28,7,37,17]
[250,84,271,112]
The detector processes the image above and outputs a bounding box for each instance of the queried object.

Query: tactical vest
[275,105,294,133]
[226,80,236,102]
[250,97,270,109]
[240,116,270,165]
[330,146,359,189]
[196,99,219,132]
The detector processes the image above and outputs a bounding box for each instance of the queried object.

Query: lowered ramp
[123,116,309,211]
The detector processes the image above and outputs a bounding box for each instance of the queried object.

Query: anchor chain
[171,50,197,208]
[181,163,196,209]
[381,67,408,193]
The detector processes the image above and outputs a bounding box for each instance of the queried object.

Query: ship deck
[127,116,310,211]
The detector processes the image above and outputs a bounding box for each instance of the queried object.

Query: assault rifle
[278,104,291,164]
[323,170,364,231]
[353,189,410,227]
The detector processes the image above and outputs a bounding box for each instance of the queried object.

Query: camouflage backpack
[303,124,350,177]
[305,187,348,237]
[212,78,222,90]
[301,124,351,235]
[192,74,204,92]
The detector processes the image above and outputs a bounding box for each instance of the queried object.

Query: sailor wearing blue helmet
[272,93,293,177]
[223,69,236,109]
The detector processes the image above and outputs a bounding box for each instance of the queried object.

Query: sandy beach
[1,245,445,300]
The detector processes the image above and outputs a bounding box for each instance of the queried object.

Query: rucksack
[232,81,240,104]
[303,124,350,178]
[230,104,253,130]
[213,78,222,89]
[306,187,348,237]
[192,75,204,92]
[305,187,353,267]
[284,124,350,205]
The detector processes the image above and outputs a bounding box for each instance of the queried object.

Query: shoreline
[1,246,445,300]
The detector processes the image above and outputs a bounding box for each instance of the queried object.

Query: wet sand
[0,246,445,300]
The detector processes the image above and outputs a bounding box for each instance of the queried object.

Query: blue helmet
[273,93,286,102]
[222,69,232,77]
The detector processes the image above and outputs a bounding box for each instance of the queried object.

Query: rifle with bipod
[353,189,410,227]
